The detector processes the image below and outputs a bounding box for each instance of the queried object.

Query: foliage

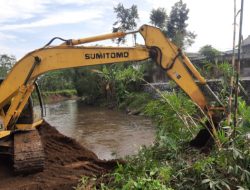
[166,0,196,48]
[38,67,103,103]
[199,45,220,63]
[42,89,77,98]
[71,67,102,104]
[37,62,144,105]
[200,61,232,80]
[144,92,197,138]
[119,92,151,109]
[198,61,233,105]
[113,3,139,44]
[0,54,16,78]
[77,89,250,189]
[150,8,168,29]
[95,63,144,105]
[238,98,250,128]
[38,70,75,92]
[149,1,195,49]
[74,176,90,190]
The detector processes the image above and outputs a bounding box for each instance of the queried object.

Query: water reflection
[44,100,155,160]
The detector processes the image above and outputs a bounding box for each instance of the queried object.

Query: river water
[42,100,155,160]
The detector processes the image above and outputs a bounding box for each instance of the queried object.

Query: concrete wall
[142,79,250,103]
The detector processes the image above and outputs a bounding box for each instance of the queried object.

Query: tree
[199,45,221,79]
[150,8,168,29]
[0,54,16,78]
[113,3,139,44]
[72,67,101,103]
[38,70,75,91]
[199,45,220,62]
[167,0,196,48]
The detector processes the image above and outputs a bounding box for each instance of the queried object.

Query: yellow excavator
[0,25,224,174]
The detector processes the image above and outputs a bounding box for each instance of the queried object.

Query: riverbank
[75,91,250,189]
[0,121,122,190]
[28,89,250,189]
[41,89,78,104]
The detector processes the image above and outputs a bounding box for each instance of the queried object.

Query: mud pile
[0,121,121,190]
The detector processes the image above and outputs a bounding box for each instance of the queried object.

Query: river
[42,100,155,160]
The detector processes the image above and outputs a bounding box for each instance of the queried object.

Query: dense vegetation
[75,89,250,190]
[0,54,16,78]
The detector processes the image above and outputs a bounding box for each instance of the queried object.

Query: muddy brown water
[42,99,156,160]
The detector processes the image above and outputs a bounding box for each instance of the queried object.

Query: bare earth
[0,121,120,190]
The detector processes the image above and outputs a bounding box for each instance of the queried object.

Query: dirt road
[0,121,120,190]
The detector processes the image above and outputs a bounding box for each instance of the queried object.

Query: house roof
[186,52,205,61]
[242,35,250,46]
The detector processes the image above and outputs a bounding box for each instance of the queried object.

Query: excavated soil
[0,121,122,190]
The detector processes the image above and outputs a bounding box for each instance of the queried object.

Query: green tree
[38,70,74,91]
[0,54,16,78]
[113,3,139,44]
[199,45,220,62]
[167,0,196,48]
[199,45,223,79]
[93,63,144,105]
[150,8,168,29]
[72,67,101,103]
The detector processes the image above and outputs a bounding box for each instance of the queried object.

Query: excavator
[0,25,225,174]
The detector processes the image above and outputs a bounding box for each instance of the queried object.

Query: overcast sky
[0,0,249,59]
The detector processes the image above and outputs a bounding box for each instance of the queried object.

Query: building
[221,35,250,77]
[188,35,250,78]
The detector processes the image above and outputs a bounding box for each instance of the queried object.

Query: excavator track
[13,130,45,174]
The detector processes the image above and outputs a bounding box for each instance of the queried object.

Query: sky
[0,0,249,59]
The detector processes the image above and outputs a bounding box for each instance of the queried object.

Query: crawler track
[13,130,45,174]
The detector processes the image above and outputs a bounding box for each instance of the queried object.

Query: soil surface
[0,121,121,190]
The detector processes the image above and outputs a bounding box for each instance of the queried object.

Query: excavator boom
[0,24,223,174]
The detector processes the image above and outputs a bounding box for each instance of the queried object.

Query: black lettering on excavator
[116,52,123,58]
[96,53,103,59]
[124,52,129,57]
[85,54,90,59]
[84,52,129,59]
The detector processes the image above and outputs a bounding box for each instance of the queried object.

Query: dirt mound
[0,121,121,190]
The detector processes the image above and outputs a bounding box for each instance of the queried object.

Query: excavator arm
[0,24,224,173]
[0,25,220,130]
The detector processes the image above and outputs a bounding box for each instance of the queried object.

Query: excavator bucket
[189,114,222,148]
